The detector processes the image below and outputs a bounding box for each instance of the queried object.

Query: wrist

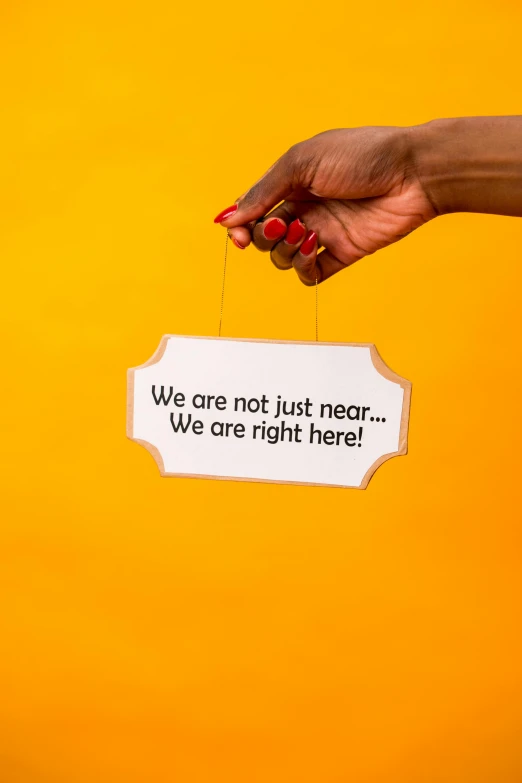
[410,118,475,216]
[410,116,522,217]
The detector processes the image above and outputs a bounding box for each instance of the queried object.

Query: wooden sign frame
[127,335,412,490]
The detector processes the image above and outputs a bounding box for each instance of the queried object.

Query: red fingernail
[214,204,238,223]
[231,237,245,250]
[285,219,306,245]
[263,218,286,240]
[300,230,317,256]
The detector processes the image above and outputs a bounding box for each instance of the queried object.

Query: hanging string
[315,275,319,342]
[218,231,319,342]
[218,232,229,337]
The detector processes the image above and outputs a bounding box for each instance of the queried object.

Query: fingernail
[263,218,286,241]
[300,230,317,256]
[231,237,245,250]
[285,219,306,245]
[214,204,238,223]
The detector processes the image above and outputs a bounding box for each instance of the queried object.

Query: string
[218,232,228,337]
[315,275,319,342]
[218,231,319,342]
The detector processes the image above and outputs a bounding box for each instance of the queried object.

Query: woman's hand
[213,126,436,285]
[213,117,522,285]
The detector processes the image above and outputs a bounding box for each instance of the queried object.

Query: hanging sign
[127,335,411,489]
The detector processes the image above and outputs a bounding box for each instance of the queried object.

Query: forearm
[411,116,522,217]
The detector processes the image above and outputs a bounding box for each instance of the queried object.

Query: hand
[213,126,436,285]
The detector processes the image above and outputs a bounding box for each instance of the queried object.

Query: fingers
[218,188,359,285]
[291,230,319,285]
[284,233,353,286]
[270,218,307,270]
[227,225,252,250]
[247,202,308,259]
[226,211,290,252]
[226,205,352,286]
[314,250,354,283]
[223,203,294,251]
[228,202,296,254]
[213,147,298,228]
[229,214,291,254]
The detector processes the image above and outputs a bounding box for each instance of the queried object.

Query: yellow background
[1,0,522,780]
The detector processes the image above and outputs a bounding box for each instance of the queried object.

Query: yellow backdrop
[1,0,522,781]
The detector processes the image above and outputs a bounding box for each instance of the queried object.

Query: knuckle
[240,183,259,208]
[299,255,315,273]
[285,142,305,172]
[270,248,291,270]
[286,142,302,160]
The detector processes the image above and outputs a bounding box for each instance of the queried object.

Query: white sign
[127,336,411,489]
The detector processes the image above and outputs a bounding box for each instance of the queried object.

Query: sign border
[127,335,412,490]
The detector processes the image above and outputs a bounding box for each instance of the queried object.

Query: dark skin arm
[213,117,522,285]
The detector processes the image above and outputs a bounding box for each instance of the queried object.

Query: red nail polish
[263,218,286,240]
[214,204,238,223]
[285,219,306,245]
[231,237,245,250]
[300,230,317,256]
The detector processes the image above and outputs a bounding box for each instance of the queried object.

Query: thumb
[214,148,297,227]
